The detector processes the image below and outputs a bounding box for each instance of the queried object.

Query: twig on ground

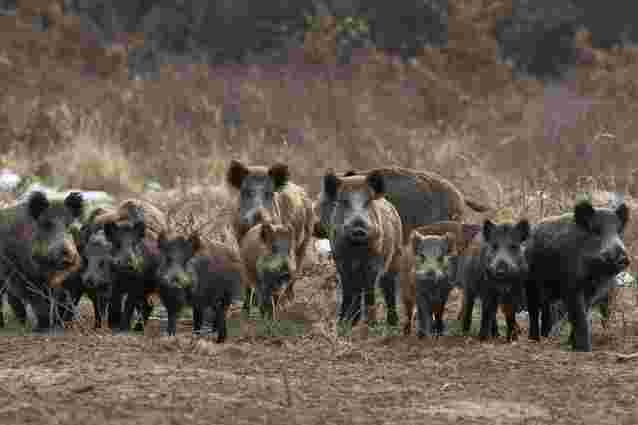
[614,352,638,362]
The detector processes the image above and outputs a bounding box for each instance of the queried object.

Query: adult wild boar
[157,231,244,341]
[525,199,630,351]
[459,218,530,341]
[400,231,457,336]
[240,221,297,318]
[226,160,314,303]
[321,169,403,327]
[0,191,83,333]
[314,167,491,243]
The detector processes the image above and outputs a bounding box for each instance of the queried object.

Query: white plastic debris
[315,238,332,259]
[0,169,21,192]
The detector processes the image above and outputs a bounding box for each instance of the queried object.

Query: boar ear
[323,170,340,201]
[366,171,385,200]
[615,202,629,233]
[260,223,274,243]
[515,219,531,242]
[444,232,458,255]
[133,220,146,240]
[103,222,117,242]
[268,163,290,192]
[188,231,203,253]
[344,170,357,177]
[64,192,84,220]
[482,219,495,241]
[27,191,50,220]
[226,159,249,190]
[574,199,595,231]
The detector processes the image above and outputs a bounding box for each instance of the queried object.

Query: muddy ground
[2,256,638,425]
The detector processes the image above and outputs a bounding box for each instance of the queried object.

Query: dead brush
[144,183,236,247]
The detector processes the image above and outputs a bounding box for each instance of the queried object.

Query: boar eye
[509,244,518,251]
[339,199,350,208]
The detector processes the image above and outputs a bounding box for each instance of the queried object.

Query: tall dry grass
[1,0,637,274]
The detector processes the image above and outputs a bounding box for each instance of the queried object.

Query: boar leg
[479,294,498,341]
[432,303,445,336]
[215,299,228,343]
[380,272,399,327]
[501,302,518,341]
[402,297,415,336]
[415,296,433,337]
[7,291,28,325]
[461,288,476,335]
[567,291,592,352]
[108,283,124,332]
[340,286,363,326]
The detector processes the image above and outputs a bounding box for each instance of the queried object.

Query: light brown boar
[239,221,297,318]
[321,169,403,327]
[400,231,457,336]
[226,160,315,303]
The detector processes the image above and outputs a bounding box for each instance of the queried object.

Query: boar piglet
[526,199,630,352]
[401,231,457,337]
[322,169,403,328]
[157,232,243,342]
[460,218,530,341]
[103,207,161,333]
[240,222,297,318]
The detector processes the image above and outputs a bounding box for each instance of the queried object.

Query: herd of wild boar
[0,160,632,352]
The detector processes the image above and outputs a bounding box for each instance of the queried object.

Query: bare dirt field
[3,257,638,425]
